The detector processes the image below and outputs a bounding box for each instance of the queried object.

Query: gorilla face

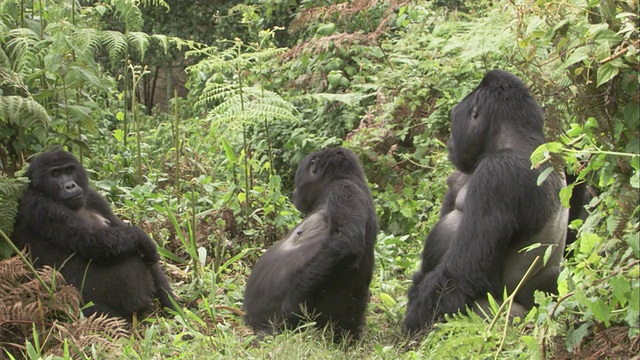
[27,150,88,210]
[448,88,491,173]
[293,154,324,215]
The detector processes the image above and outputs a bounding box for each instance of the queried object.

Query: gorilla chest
[281,209,329,251]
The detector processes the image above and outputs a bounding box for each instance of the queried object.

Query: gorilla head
[448,70,545,173]
[293,148,367,214]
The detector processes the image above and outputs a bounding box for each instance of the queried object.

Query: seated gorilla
[404,70,568,332]
[11,150,176,320]
[243,147,378,339]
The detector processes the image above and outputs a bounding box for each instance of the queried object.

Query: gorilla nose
[65,182,77,190]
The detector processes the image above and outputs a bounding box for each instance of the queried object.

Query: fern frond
[101,30,128,63]
[111,0,144,31]
[5,28,40,73]
[196,83,239,107]
[126,31,150,60]
[0,175,27,236]
[72,27,102,56]
[0,257,129,359]
[0,95,50,139]
[0,67,29,95]
[237,47,288,63]
[151,33,170,54]
[49,314,129,357]
[207,86,300,130]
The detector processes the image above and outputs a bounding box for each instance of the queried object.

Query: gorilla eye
[51,169,61,178]
[66,166,75,174]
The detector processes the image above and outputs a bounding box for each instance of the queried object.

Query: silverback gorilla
[243,147,378,340]
[12,150,176,320]
[404,70,568,332]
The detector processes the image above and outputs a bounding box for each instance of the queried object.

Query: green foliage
[0,175,27,258]
[0,96,49,173]
[520,0,639,349]
[0,0,638,358]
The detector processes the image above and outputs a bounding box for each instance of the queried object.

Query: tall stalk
[123,57,129,148]
[236,41,250,223]
[129,62,146,184]
[173,88,180,191]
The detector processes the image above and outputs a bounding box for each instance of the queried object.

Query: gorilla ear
[472,106,479,119]
[310,157,318,174]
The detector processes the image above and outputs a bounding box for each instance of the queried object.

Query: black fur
[404,70,567,332]
[11,150,176,320]
[243,147,378,339]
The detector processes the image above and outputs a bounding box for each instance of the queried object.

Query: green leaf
[609,276,631,306]
[113,129,124,142]
[596,62,619,87]
[221,138,237,163]
[566,322,590,352]
[531,142,563,166]
[564,46,590,68]
[559,184,574,208]
[590,299,612,325]
[379,292,397,307]
[543,244,554,264]
[537,167,554,186]
[579,233,600,255]
[327,71,343,87]
[317,23,336,36]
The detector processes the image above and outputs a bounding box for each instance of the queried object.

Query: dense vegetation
[1,0,638,358]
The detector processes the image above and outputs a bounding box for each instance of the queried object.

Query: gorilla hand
[134,228,160,265]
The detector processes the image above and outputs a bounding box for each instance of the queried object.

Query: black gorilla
[11,150,176,320]
[404,70,568,332]
[243,147,378,339]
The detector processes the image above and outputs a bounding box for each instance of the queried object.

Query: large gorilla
[11,150,176,320]
[404,70,568,332]
[243,147,378,340]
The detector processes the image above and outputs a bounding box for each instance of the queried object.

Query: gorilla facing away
[243,147,378,340]
[404,70,568,332]
[11,150,176,320]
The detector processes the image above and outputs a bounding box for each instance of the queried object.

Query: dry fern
[285,0,408,60]
[0,256,129,359]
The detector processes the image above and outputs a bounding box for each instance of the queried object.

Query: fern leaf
[72,28,102,56]
[101,30,128,63]
[0,95,50,139]
[126,31,150,60]
[0,175,27,237]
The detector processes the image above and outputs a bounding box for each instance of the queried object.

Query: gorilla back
[404,70,568,332]
[11,150,176,320]
[243,147,378,339]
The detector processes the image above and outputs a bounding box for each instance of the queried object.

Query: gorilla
[404,70,568,332]
[11,150,176,320]
[243,147,378,340]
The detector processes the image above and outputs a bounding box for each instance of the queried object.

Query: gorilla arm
[21,190,158,264]
[280,180,370,317]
